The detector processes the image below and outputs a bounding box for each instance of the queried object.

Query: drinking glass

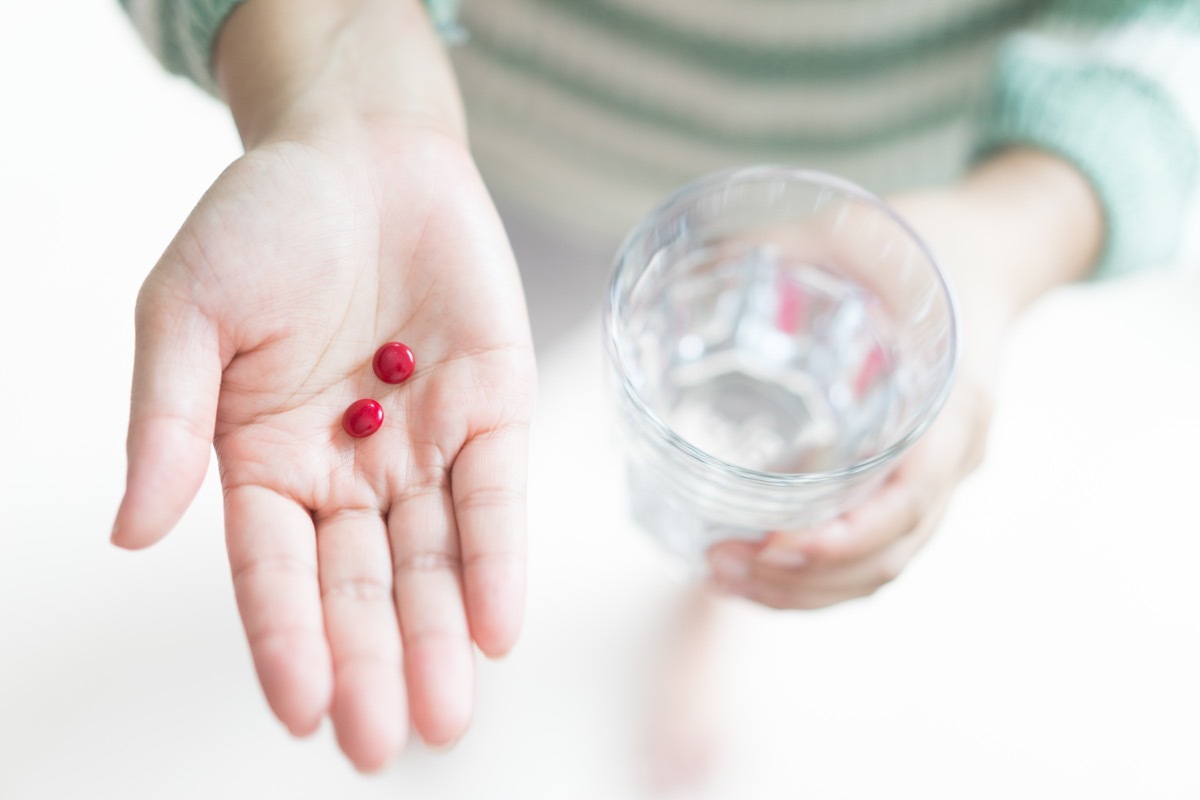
[604,167,957,564]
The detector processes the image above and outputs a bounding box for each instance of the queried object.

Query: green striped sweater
[121,0,1200,276]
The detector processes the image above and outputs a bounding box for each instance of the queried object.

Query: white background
[1,2,1198,798]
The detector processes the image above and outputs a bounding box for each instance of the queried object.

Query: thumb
[112,279,222,549]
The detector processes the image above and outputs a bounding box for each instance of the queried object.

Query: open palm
[112,126,535,770]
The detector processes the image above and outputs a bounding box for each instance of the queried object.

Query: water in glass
[626,242,907,478]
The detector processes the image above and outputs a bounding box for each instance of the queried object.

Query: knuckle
[875,556,908,587]
[315,505,384,528]
[398,475,446,502]
[245,623,325,650]
[393,549,461,578]
[322,576,391,604]
[138,407,215,446]
[901,482,932,530]
[454,484,524,516]
[386,479,448,519]
[133,276,163,325]
[134,277,189,333]
[230,553,316,587]
[804,528,858,564]
[460,549,521,573]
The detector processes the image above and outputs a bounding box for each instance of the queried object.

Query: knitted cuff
[976,36,1199,278]
[119,0,243,95]
[121,0,464,97]
[425,0,467,44]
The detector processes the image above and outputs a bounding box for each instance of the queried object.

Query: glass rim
[603,165,960,488]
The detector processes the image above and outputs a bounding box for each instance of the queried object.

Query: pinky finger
[452,423,530,658]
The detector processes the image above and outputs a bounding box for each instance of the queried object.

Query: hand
[110,0,535,766]
[112,120,534,768]
[706,150,1104,609]
[706,367,993,608]
[113,1,534,770]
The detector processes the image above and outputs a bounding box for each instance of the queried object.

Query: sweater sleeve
[118,0,464,97]
[977,0,1200,277]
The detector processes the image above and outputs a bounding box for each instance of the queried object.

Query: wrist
[891,149,1103,334]
[959,148,1103,294]
[213,0,465,150]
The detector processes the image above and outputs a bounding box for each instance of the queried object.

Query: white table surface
[2,4,1198,798]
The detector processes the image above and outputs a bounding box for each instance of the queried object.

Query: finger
[706,540,759,591]
[788,489,953,590]
[738,492,954,609]
[707,542,848,609]
[736,581,855,611]
[317,508,406,772]
[741,532,930,610]
[451,423,529,657]
[760,476,928,568]
[225,485,330,736]
[112,287,221,549]
[707,542,830,609]
[389,475,475,748]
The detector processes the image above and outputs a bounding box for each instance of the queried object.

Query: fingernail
[756,546,808,569]
[707,551,750,584]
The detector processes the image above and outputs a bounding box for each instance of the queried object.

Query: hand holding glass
[604,168,957,563]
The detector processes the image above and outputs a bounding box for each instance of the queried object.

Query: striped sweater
[121,0,1200,276]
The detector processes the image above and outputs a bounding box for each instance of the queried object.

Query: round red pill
[342,399,384,438]
[373,341,416,384]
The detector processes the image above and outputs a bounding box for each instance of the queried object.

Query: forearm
[959,149,1103,313]
[214,0,465,149]
[979,0,1200,277]
[893,149,1103,346]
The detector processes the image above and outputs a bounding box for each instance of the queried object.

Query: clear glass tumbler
[604,167,957,564]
